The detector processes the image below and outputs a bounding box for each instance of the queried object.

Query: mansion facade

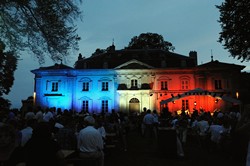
[31,45,244,114]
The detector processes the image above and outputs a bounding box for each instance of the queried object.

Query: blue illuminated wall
[32,67,118,113]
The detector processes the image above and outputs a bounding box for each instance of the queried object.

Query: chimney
[189,51,197,66]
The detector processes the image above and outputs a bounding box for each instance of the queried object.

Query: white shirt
[78,126,104,153]
[97,126,106,139]
[43,111,53,122]
[208,124,224,143]
[25,112,35,120]
[35,111,44,122]
[20,126,33,147]
[197,120,209,136]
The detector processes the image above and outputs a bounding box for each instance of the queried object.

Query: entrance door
[129,98,140,113]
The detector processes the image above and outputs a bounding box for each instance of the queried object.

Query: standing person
[143,109,154,140]
[78,116,104,166]
[152,110,159,140]
[176,111,189,146]
[139,107,147,136]
[43,107,54,122]
[20,119,37,147]
[235,105,250,166]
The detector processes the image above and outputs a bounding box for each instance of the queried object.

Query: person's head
[84,116,95,126]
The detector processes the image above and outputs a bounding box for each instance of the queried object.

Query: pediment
[114,59,154,69]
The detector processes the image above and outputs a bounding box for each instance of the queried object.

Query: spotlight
[194,101,197,106]
[215,99,219,103]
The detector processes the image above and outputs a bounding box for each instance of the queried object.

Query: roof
[74,48,197,69]
[37,63,73,70]
[197,60,245,70]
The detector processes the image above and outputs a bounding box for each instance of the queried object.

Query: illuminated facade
[31,46,244,114]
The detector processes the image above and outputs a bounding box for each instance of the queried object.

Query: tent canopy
[160,88,242,105]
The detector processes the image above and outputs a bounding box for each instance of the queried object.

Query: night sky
[5,0,250,109]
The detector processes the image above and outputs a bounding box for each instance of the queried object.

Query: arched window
[129,98,140,103]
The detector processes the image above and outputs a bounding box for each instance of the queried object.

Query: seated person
[77,116,104,166]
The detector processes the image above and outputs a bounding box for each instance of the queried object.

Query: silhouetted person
[23,122,66,166]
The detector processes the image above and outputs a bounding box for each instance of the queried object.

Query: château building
[31,45,244,114]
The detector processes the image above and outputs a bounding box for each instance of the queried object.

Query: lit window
[82,82,89,91]
[181,80,189,90]
[161,81,168,90]
[102,100,108,112]
[102,82,108,91]
[52,82,58,92]
[82,100,89,112]
[214,80,222,89]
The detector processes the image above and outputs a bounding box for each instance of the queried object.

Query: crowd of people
[0,105,249,166]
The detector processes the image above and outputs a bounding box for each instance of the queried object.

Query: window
[82,100,89,112]
[182,100,189,110]
[102,82,108,91]
[161,81,168,90]
[181,80,189,90]
[102,100,108,112]
[214,80,222,89]
[52,82,58,92]
[82,82,89,91]
[131,79,138,89]
[79,77,91,92]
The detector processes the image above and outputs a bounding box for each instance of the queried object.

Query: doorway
[129,98,140,114]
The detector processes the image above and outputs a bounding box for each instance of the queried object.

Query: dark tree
[126,32,175,51]
[0,41,18,109]
[0,0,82,64]
[217,0,250,62]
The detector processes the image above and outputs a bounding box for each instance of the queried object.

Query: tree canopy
[0,0,82,64]
[217,0,250,62]
[126,32,175,52]
[0,41,17,109]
